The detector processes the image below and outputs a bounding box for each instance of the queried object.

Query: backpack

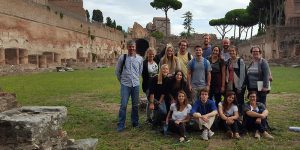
[119,54,127,75]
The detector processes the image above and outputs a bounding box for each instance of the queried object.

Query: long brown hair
[223,91,237,111]
[176,90,188,110]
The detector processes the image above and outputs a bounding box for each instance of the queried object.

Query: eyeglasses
[252,51,260,53]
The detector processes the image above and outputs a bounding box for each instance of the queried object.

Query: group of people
[115,35,273,142]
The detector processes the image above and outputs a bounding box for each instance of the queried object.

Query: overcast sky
[83,0,253,38]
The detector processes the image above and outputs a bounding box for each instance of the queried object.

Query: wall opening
[28,54,39,65]
[92,53,97,62]
[295,44,300,56]
[135,39,149,57]
[54,53,61,64]
[5,48,18,65]
[43,52,55,64]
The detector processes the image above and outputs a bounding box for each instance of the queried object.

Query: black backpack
[119,54,127,75]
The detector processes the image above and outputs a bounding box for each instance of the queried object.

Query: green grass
[270,67,300,93]
[0,67,299,150]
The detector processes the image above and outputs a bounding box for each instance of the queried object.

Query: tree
[85,10,90,22]
[225,9,258,41]
[209,18,232,39]
[180,31,188,38]
[92,9,103,23]
[150,0,182,38]
[246,0,285,35]
[106,17,113,27]
[112,20,117,28]
[182,11,194,37]
[150,31,164,40]
[116,25,123,31]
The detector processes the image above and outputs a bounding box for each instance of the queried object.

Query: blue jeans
[118,84,139,128]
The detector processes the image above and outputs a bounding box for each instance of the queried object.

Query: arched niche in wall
[135,39,149,57]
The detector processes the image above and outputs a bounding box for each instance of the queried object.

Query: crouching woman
[218,91,241,139]
[243,91,274,139]
[166,90,191,142]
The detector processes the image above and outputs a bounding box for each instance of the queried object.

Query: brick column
[88,52,92,63]
[39,55,47,68]
[0,47,5,65]
[19,49,28,64]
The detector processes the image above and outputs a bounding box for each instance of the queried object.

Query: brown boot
[254,130,261,140]
[234,133,241,139]
[263,131,274,139]
[227,130,233,138]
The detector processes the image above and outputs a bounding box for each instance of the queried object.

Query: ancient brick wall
[238,26,300,62]
[285,0,300,26]
[48,0,86,18]
[0,0,125,67]
[153,17,170,37]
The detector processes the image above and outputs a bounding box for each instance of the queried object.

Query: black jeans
[243,116,267,133]
[220,119,239,133]
[168,120,186,137]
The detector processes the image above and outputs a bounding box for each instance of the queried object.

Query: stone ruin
[0,92,98,150]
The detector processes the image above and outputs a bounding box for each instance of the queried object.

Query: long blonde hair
[158,64,169,84]
[161,43,177,71]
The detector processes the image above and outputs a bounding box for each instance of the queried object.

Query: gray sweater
[247,58,270,89]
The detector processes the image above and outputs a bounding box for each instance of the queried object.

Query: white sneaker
[208,130,214,138]
[202,129,209,141]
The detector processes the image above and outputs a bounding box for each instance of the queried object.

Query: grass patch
[0,67,299,149]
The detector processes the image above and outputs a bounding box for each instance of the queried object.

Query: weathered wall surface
[0,0,125,67]
[238,26,300,62]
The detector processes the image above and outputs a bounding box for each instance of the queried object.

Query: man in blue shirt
[115,40,143,132]
[190,88,217,140]
[202,34,212,59]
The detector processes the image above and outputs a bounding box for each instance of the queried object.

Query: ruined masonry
[0,93,98,150]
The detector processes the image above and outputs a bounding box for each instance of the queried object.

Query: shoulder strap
[191,58,196,72]
[203,58,208,72]
[188,52,192,60]
[120,54,127,74]
[203,58,209,83]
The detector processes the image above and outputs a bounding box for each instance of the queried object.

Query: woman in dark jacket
[208,46,225,107]
[149,64,171,127]
[142,47,159,123]
[166,70,191,104]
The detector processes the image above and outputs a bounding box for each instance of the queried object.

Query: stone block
[0,106,67,149]
[63,138,98,150]
[0,92,18,112]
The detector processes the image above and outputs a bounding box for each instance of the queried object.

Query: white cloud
[83,0,255,38]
